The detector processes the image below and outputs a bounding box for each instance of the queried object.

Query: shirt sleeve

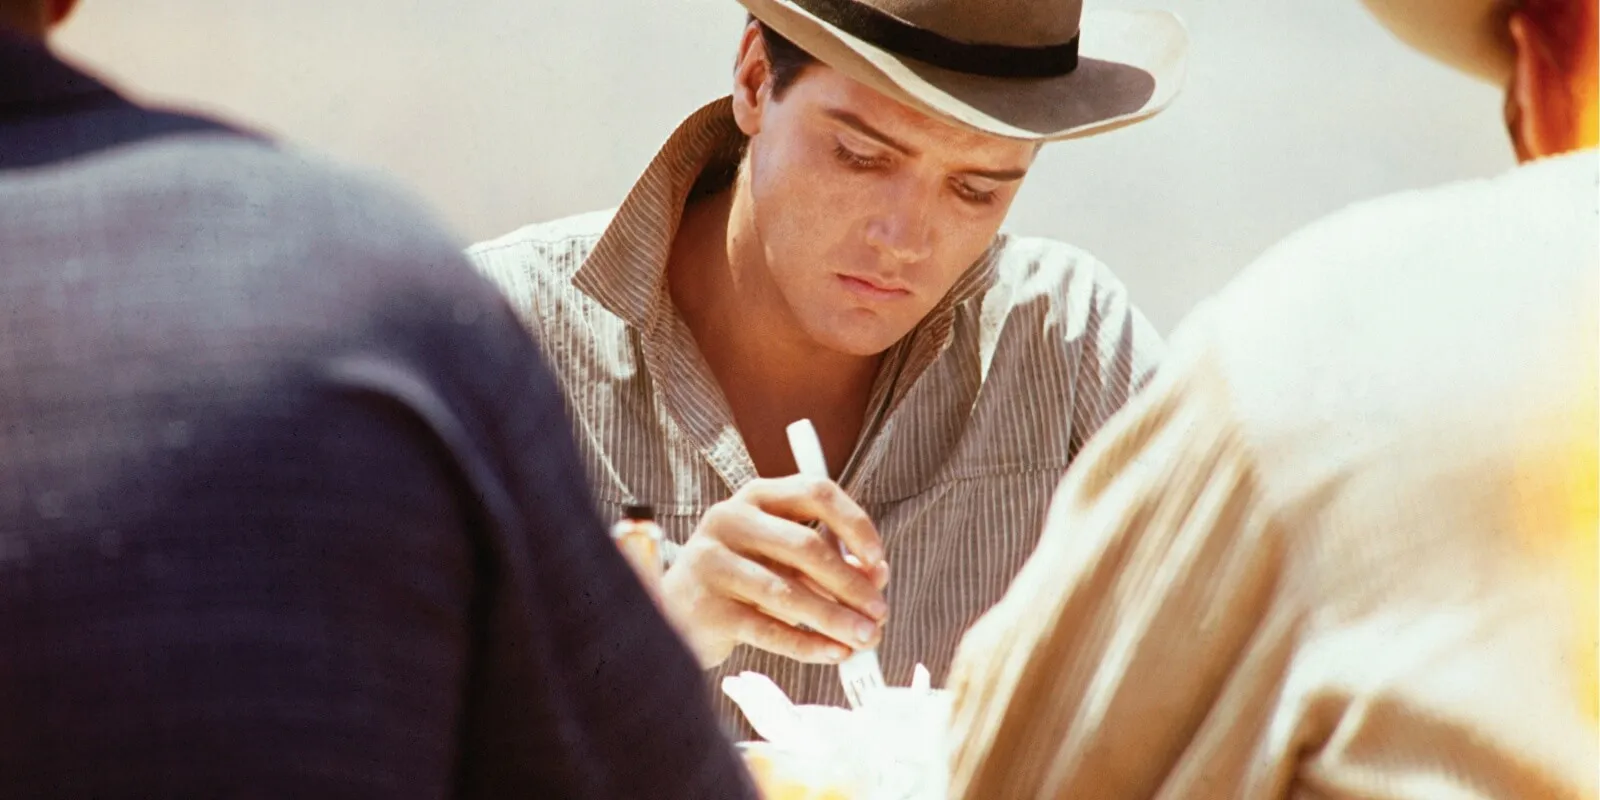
[1067,261,1165,459]
[946,333,1285,798]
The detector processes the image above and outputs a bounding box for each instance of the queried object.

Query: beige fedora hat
[734,0,1189,141]
[1361,0,1516,84]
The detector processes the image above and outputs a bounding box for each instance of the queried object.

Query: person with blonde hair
[946,0,1598,796]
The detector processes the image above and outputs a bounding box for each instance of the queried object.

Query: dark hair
[752,17,818,98]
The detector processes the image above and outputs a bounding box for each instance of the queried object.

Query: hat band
[790,0,1080,78]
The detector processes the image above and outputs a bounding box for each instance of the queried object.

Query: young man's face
[737,61,1037,357]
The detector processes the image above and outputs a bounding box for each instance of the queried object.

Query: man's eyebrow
[960,166,1028,182]
[824,108,915,156]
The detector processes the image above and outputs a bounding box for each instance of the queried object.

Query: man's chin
[794,305,914,358]
[809,328,905,359]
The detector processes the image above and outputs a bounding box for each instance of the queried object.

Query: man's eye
[952,180,997,205]
[833,144,883,170]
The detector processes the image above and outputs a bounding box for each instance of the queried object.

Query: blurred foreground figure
[947,0,1599,796]
[0,2,755,797]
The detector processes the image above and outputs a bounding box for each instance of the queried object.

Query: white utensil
[785,418,888,710]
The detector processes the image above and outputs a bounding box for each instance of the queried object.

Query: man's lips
[837,273,911,300]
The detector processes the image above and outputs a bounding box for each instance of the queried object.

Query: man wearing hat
[946,0,1597,796]
[469,0,1186,729]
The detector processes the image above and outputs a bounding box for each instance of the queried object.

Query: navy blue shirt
[0,33,755,799]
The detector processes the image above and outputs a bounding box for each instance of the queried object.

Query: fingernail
[826,644,849,662]
[866,599,888,619]
[855,620,876,644]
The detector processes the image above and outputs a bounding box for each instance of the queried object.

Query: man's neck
[666,180,882,478]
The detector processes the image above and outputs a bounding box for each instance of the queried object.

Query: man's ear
[1504,11,1563,161]
[731,20,774,138]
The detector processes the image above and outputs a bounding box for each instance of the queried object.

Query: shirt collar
[573,96,1000,333]
[0,31,113,109]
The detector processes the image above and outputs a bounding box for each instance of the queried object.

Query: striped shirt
[467,97,1162,735]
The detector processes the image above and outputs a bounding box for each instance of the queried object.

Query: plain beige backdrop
[54,0,1514,331]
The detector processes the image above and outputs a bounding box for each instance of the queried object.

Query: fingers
[664,478,891,666]
[738,475,885,568]
[715,556,883,651]
[720,599,854,665]
[724,509,887,621]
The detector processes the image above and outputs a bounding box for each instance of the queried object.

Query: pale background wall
[53,0,1514,332]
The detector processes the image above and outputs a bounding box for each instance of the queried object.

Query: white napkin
[722,666,952,800]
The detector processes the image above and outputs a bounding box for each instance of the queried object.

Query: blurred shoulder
[1162,151,1598,510]
[1203,150,1597,410]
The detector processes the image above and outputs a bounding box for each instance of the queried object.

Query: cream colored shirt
[948,149,1600,798]
[467,98,1162,733]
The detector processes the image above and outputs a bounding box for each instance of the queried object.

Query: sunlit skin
[668,21,1036,478]
[734,74,1033,360]
[0,0,76,38]
[1505,0,1598,159]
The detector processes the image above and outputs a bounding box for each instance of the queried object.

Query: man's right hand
[659,475,890,668]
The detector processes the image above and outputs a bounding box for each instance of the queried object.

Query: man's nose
[864,190,935,264]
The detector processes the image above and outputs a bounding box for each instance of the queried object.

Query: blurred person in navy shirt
[0,1,755,797]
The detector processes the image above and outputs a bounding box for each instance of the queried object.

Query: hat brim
[735,1,1190,141]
